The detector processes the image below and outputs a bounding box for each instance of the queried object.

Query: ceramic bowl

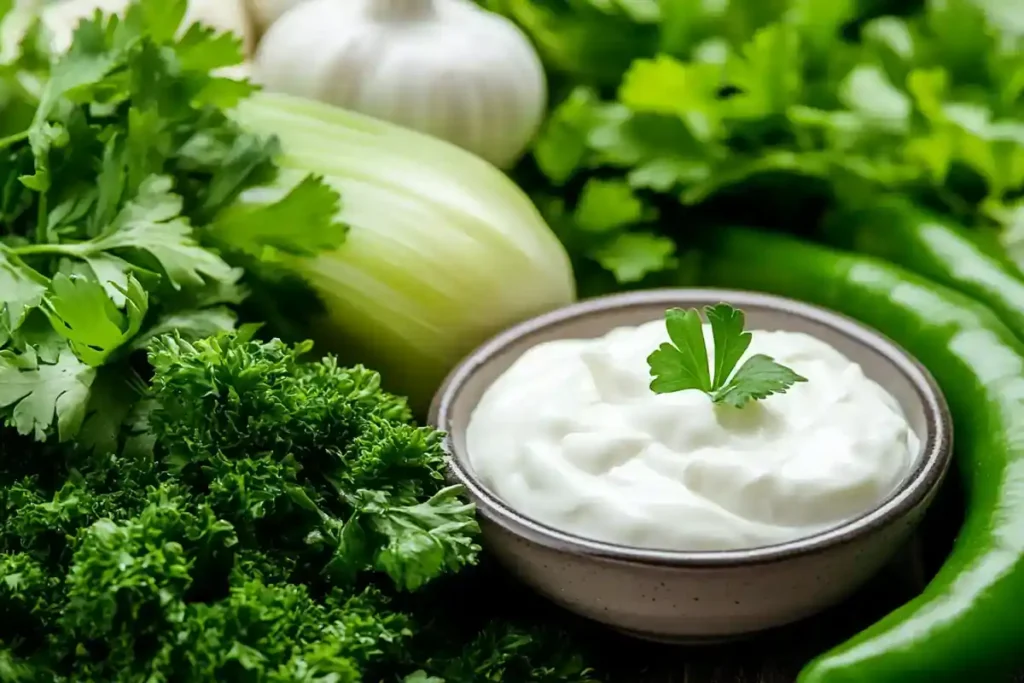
[429,289,952,643]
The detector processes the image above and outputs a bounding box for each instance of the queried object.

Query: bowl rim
[429,288,953,567]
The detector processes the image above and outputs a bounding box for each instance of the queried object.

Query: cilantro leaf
[181,131,281,221]
[478,0,657,88]
[619,55,723,140]
[0,0,335,451]
[84,175,239,290]
[573,178,645,233]
[42,273,148,367]
[31,11,122,128]
[0,345,95,440]
[547,177,673,285]
[209,174,346,258]
[532,87,603,185]
[723,24,803,120]
[81,253,144,305]
[838,64,911,133]
[647,303,807,408]
[0,247,48,338]
[592,231,677,284]
[174,22,248,74]
[75,364,144,455]
[501,0,1024,288]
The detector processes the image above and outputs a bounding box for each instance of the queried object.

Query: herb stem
[35,194,48,244]
[0,129,29,150]
[10,242,81,258]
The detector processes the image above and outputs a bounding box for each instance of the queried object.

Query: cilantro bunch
[487,0,1024,288]
[0,0,344,452]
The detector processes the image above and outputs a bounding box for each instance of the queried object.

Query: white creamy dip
[465,320,920,551]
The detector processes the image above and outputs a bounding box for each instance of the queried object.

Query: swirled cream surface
[465,320,920,551]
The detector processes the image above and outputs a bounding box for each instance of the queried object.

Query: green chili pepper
[824,196,1024,341]
[697,227,1024,683]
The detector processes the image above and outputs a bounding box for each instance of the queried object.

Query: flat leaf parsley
[647,303,807,408]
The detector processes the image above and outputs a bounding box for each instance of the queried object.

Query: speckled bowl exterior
[429,289,953,642]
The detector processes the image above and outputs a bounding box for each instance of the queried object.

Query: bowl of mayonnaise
[429,289,952,642]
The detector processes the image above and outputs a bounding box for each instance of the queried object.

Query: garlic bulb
[244,0,309,34]
[4,0,257,58]
[253,0,547,169]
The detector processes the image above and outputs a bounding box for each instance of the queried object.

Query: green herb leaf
[0,247,48,338]
[647,308,711,393]
[532,87,602,185]
[84,176,239,290]
[705,302,753,390]
[42,274,149,367]
[619,55,723,139]
[648,303,807,407]
[573,178,646,233]
[359,485,480,592]
[712,353,810,408]
[174,22,248,74]
[0,346,96,440]
[209,175,346,258]
[592,231,677,283]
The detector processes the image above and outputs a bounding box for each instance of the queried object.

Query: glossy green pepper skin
[698,228,1024,683]
[825,197,1024,342]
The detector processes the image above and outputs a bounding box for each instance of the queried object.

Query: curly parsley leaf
[147,333,480,591]
[647,303,807,408]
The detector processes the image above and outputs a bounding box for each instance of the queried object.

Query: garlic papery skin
[252,0,547,169]
[244,0,309,35]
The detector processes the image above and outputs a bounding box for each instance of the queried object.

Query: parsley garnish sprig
[647,303,807,408]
